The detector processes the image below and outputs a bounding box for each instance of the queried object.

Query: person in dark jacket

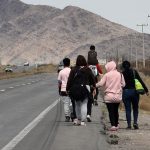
[67,55,96,126]
[122,61,149,129]
[88,45,103,107]
[87,45,97,65]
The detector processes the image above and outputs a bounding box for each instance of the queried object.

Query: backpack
[133,70,145,95]
[88,65,98,77]
[88,50,97,65]
[69,68,88,101]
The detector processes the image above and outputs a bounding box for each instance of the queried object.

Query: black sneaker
[133,124,139,129]
[94,100,98,106]
[70,113,75,122]
[65,116,70,122]
[126,126,132,129]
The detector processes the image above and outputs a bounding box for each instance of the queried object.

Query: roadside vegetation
[0,62,149,111]
[139,74,150,111]
[0,64,57,80]
[133,60,150,111]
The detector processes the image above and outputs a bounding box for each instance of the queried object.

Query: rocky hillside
[0,0,150,65]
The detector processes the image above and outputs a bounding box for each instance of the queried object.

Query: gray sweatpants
[61,96,71,117]
[75,98,88,121]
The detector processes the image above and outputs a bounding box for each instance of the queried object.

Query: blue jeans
[123,89,139,126]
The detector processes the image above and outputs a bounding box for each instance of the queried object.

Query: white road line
[9,87,14,89]
[27,83,31,85]
[0,89,5,92]
[1,99,60,150]
[21,84,26,86]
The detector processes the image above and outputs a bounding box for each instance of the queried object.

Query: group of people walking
[58,45,149,130]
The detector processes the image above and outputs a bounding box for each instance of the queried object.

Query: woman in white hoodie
[96,61,125,131]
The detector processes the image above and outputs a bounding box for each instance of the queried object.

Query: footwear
[116,124,120,129]
[70,113,75,122]
[109,126,117,131]
[73,119,78,125]
[87,115,92,122]
[65,116,70,122]
[73,119,81,125]
[126,126,132,129]
[133,124,139,129]
[94,100,98,106]
[81,121,86,126]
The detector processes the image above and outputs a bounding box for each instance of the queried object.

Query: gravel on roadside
[99,97,150,150]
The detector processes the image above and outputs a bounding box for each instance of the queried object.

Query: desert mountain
[0,0,150,65]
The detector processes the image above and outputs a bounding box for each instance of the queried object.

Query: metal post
[142,33,145,68]
[130,35,133,61]
[106,52,111,63]
[116,48,119,65]
[106,52,108,63]
[137,24,148,68]
[126,34,131,61]
[134,33,138,69]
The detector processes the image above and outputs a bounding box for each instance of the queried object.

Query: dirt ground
[100,102,150,150]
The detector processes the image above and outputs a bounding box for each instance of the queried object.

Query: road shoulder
[50,101,109,150]
[100,99,150,150]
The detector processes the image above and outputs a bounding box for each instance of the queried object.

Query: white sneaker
[109,126,117,131]
[73,119,78,125]
[81,121,86,126]
[87,115,91,122]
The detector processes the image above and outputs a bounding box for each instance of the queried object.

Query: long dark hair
[76,55,87,66]
[122,60,131,70]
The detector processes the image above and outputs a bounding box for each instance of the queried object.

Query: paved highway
[0,73,109,150]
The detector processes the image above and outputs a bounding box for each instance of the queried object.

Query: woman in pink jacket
[96,61,125,131]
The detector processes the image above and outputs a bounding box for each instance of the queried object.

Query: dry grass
[139,74,150,111]
[0,64,57,80]
[139,94,150,112]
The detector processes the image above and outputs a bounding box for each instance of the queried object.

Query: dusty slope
[0,0,150,65]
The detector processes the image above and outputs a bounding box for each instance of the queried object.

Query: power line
[137,24,148,68]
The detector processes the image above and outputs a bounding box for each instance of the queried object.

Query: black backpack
[88,65,98,77]
[69,68,88,101]
[88,50,97,65]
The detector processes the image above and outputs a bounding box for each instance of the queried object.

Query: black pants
[106,103,120,127]
[87,93,93,116]
[94,88,99,100]
[71,99,76,119]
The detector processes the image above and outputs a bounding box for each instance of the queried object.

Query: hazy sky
[21,0,150,34]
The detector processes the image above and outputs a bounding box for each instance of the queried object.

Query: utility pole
[106,51,111,63]
[130,35,133,61]
[134,33,138,69]
[116,48,119,65]
[137,24,148,68]
[127,34,133,61]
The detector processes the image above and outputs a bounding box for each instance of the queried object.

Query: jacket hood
[122,61,131,70]
[105,61,116,72]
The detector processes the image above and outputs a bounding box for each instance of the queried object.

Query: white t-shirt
[58,67,71,92]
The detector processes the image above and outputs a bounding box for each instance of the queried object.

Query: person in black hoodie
[67,55,96,126]
[122,61,149,129]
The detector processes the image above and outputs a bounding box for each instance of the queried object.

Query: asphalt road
[0,73,109,150]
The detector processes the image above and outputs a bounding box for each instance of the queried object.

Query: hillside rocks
[0,0,150,65]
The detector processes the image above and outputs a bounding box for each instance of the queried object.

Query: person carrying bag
[122,61,149,130]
